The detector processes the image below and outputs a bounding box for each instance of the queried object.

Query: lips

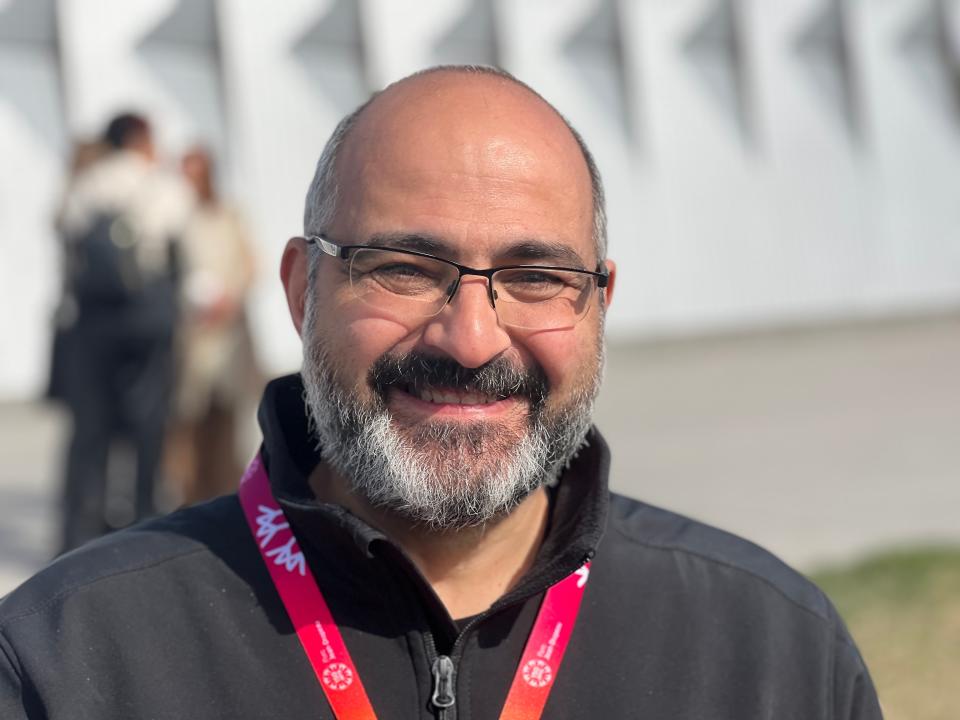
[408,385,502,406]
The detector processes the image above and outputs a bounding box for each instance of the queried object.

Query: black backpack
[68,212,144,307]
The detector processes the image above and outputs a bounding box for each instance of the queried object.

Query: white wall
[1,0,959,399]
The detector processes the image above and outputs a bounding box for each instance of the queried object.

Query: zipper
[425,611,493,719]
[431,654,456,718]
[422,552,597,717]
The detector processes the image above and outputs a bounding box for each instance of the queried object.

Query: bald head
[303,66,606,262]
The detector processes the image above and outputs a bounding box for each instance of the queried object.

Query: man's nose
[421,276,512,368]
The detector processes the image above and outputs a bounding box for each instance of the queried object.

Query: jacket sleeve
[0,630,32,720]
[832,627,884,719]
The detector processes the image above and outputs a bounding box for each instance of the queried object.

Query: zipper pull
[431,655,456,710]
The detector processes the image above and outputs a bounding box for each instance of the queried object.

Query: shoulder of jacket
[0,496,245,629]
[604,492,832,623]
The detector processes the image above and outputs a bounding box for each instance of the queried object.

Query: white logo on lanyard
[256,504,306,576]
[522,658,553,688]
[323,662,355,691]
[254,505,289,548]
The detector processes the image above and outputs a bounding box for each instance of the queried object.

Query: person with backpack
[55,113,194,552]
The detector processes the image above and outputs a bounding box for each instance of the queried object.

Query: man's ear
[602,259,616,308]
[280,237,310,337]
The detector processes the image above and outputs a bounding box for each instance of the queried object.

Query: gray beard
[300,306,603,531]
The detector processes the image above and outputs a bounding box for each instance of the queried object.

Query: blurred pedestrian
[55,112,194,552]
[47,138,108,403]
[165,147,260,504]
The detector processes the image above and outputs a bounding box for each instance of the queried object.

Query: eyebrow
[364,233,589,269]
[498,241,587,269]
[365,232,447,255]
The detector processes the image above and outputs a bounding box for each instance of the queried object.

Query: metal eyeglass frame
[303,234,609,315]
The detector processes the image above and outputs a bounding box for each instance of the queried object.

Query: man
[54,113,193,551]
[1,67,881,718]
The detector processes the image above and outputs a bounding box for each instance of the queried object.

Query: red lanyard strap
[239,453,590,720]
[499,562,590,719]
[239,454,377,719]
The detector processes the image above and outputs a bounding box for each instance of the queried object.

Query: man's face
[293,74,615,528]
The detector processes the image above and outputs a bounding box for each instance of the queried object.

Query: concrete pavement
[595,313,960,568]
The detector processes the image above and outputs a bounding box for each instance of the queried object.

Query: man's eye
[497,270,588,302]
[499,270,587,292]
[373,262,431,278]
[359,262,443,295]
[501,271,577,288]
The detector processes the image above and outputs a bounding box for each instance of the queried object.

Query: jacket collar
[256,373,610,604]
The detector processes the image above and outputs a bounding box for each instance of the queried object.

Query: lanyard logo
[323,663,355,691]
[521,659,553,688]
[255,504,306,576]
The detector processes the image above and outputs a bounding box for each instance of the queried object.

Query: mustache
[369,352,549,409]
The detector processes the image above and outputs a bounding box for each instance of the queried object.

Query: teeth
[414,387,499,405]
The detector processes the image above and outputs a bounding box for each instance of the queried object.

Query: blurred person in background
[165,146,259,505]
[46,138,109,403]
[54,112,193,553]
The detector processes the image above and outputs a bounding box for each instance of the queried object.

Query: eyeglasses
[304,235,608,331]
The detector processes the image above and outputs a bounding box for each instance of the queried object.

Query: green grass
[811,547,960,720]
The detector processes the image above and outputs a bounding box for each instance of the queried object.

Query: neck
[308,464,550,620]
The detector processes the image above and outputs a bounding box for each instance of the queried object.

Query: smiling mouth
[370,352,546,413]
[397,383,510,406]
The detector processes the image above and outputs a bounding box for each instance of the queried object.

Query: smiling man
[283,67,611,623]
[1,67,881,719]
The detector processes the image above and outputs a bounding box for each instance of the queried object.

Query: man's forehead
[338,72,590,194]
[332,71,595,259]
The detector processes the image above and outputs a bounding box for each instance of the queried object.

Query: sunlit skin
[281,71,616,617]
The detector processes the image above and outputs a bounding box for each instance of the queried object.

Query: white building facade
[1,0,958,399]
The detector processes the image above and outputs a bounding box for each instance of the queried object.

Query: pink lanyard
[238,453,591,720]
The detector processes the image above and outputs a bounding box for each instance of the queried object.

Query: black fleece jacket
[0,374,882,719]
